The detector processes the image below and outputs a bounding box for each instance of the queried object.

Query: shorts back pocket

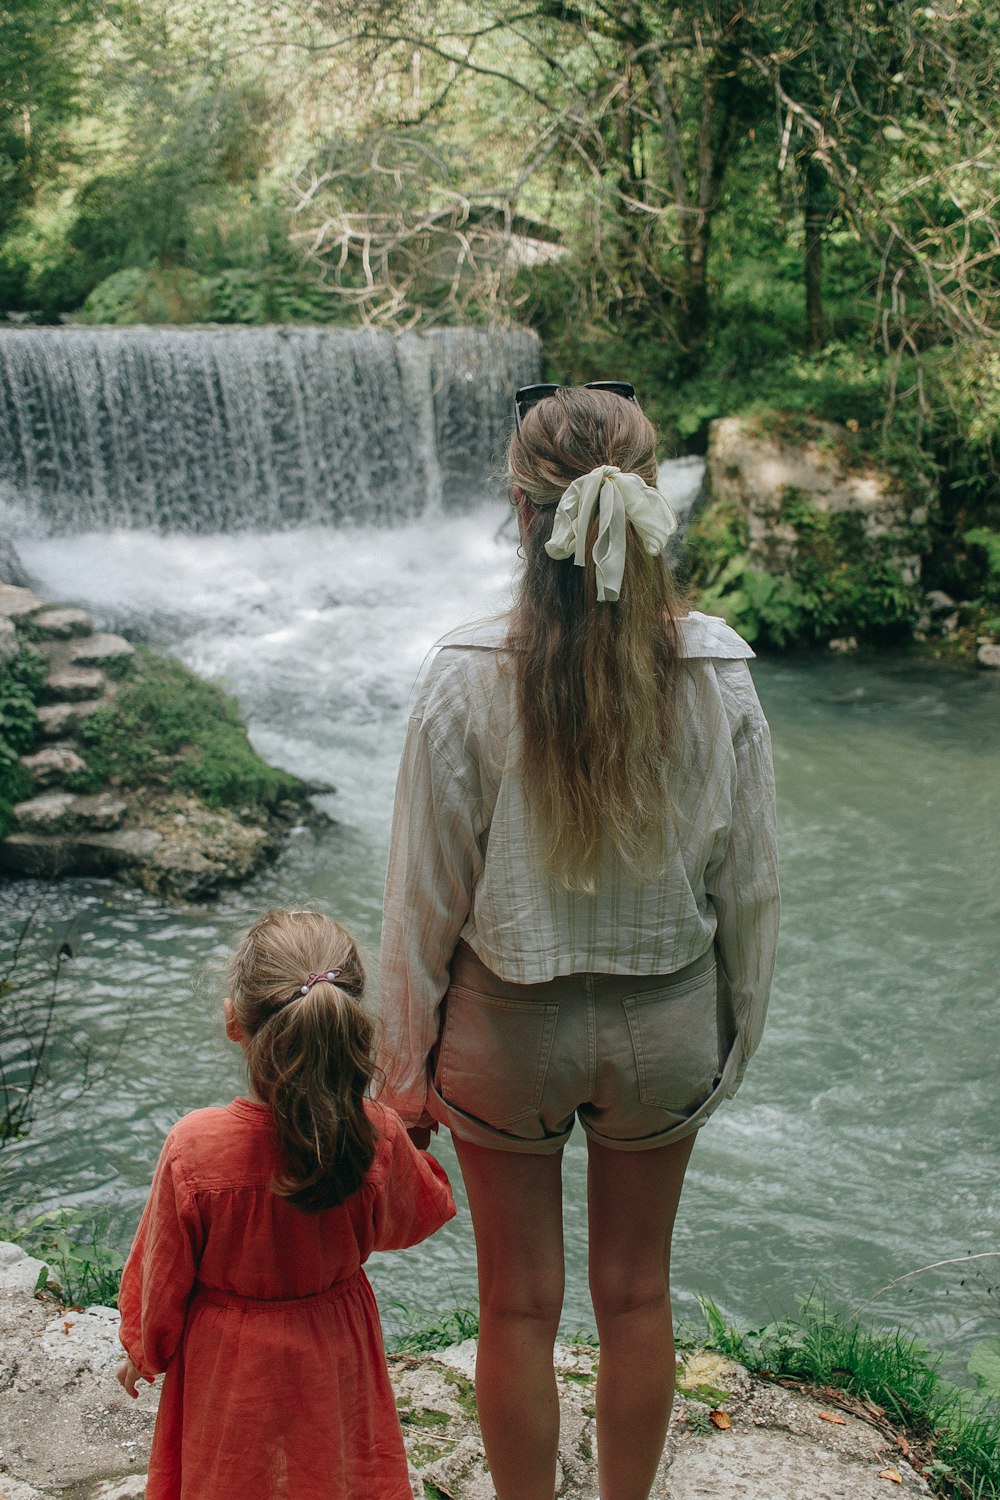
[623,965,721,1114]
[436,984,559,1131]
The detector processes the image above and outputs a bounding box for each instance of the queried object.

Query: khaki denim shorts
[427,940,737,1154]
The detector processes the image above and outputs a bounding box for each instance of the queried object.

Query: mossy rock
[686,414,933,647]
[72,647,309,813]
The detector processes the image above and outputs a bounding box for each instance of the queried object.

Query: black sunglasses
[513,381,640,433]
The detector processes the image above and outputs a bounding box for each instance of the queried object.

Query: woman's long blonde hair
[505,387,687,892]
[228,909,377,1212]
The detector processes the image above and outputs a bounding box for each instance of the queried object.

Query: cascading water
[0,327,997,1366]
[0,325,539,533]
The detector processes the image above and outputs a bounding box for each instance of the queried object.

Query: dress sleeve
[377,705,484,1127]
[368,1110,457,1251]
[705,677,781,1096]
[118,1133,204,1380]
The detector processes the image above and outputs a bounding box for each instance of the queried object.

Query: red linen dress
[118,1097,456,1500]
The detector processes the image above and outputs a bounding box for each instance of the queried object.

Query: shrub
[9,1209,124,1308]
[686,493,917,648]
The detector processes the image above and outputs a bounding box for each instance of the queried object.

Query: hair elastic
[299,969,341,995]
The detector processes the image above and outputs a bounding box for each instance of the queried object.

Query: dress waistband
[193,1269,363,1312]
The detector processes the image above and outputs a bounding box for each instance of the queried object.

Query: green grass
[3,1208,125,1308]
[73,647,308,812]
[388,1303,480,1354]
[700,1298,1000,1500]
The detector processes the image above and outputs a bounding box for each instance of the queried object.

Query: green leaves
[14,1207,125,1308]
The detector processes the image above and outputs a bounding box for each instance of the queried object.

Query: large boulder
[687,414,935,647]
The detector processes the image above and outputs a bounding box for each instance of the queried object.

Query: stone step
[11,790,127,834]
[19,744,88,787]
[0,583,46,622]
[31,607,95,639]
[44,666,106,702]
[75,792,129,831]
[36,699,107,739]
[10,791,78,832]
[69,632,135,669]
[0,827,160,879]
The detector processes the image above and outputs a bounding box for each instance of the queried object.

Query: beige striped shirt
[378,610,780,1127]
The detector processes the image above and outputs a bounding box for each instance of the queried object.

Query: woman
[378,383,779,1500]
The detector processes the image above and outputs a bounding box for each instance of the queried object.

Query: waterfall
[0,325,540,535]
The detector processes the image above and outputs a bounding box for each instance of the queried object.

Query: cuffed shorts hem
[426,1082,572,1155]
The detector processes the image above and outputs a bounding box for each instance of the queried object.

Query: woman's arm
[378,708,484,1127]
[705,693,781,1094]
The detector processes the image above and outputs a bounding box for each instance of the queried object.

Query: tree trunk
[804,154,826,350]
[675,54,742,374]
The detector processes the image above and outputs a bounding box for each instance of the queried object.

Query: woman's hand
[117,1356,150,1399]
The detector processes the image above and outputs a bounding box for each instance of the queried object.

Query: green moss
[676,1380,732,1405]
[441,1367,478,1418]
[72,647,307,812]
[399,1407,452,1428]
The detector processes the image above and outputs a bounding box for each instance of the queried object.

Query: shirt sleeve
[377,700,485,1127]
[118,1133,204,1380]
[368,1110,457,1251]
[705,676,781,1095]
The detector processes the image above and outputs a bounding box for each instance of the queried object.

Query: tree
[0,0,96,234]
[294,0,996,391]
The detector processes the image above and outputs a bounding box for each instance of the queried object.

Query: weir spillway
[0,325,540,534]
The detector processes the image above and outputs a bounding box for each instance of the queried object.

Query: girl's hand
[117,1357,148,1399]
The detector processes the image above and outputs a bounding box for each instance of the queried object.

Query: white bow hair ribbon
[543,465,678,602]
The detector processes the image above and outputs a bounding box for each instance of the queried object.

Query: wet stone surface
[0,1244,931,1500]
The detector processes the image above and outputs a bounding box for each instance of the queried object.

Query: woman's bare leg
[453,1138,566,1500]
[587,1131,696,1500]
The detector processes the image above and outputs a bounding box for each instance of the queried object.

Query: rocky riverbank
[0,1241,932,1500]
[0,582,320,900]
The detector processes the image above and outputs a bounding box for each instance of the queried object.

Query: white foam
[19,509,518,837]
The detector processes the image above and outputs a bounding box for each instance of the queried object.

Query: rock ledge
[0,581,317,899]
[0,1241,931,1500]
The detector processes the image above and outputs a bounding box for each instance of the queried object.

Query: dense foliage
[1,0,997,642]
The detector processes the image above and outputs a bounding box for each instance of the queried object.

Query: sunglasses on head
[513,381,640,433]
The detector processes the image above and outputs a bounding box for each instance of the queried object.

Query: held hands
[117,1356,152,1399]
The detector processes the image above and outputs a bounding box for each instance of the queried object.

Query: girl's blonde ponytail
[229,910,377,1211]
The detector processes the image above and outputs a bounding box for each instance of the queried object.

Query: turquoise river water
[2,505,998,1369]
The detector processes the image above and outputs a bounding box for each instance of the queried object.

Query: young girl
[117,908,456,1500]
